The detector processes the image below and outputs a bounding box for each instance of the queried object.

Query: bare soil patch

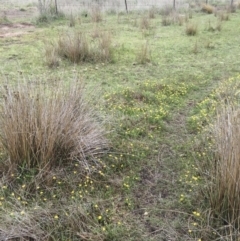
[0,23,35,38]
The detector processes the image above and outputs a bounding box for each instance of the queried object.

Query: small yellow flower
[102,227,106,231]
[98,216,102,220]
[54,215,59,219]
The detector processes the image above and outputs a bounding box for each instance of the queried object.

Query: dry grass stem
[0,80,108,171]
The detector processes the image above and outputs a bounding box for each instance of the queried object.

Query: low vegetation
[45,30,113,65]
[0,1,240,240]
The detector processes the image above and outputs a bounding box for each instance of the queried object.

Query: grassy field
[0,1,240,240]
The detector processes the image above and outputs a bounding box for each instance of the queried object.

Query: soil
[0,23,35,38]
[0,7,37,38]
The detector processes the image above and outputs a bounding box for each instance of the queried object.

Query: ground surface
[0,1,240,240]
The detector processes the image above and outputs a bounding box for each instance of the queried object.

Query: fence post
[55,0,58,15]
[124,0,128,13]
[173,0,176,9]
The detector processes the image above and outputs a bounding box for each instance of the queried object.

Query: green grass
[0,4,240,240]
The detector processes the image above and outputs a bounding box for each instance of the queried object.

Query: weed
[216,21,222,31]
[160,5,174,16]
[177,14,187,26]
[149,7,156,19]
[0,12,10,24]
[192,40,199,54]
[237,1,240,9]
[218,11,229,21]
[207,20,222,32]
[135,41,151,64]
[69,13,76,27]
[44,41,60,68]
[227,4,236,13]
[36,0,65,24]
[188,10,193,19]
[140,15,150,30]
[91,26,101,38]
[0,79,108,171]
[205,40,215,49]
[162,15,172,26]
[186,23,198,36]
[207,20,215,32]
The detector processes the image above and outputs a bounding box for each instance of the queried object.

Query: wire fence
[1,0,234,14]
[55,0,233,14]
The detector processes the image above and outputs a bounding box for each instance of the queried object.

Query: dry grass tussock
[201,4,215,14]
[185,23,198,36]
[56,31,113,64]
[210,104,240,227]
[0,79,108,171]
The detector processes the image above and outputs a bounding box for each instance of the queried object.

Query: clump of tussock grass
[201,4,215,14]
[58,32,90,63]
[91,6,102,23]
[185,23,198,36]
[209,103,240,228]
[56,30,113,63]
[193,77,240,238]
[0,79,108,171]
